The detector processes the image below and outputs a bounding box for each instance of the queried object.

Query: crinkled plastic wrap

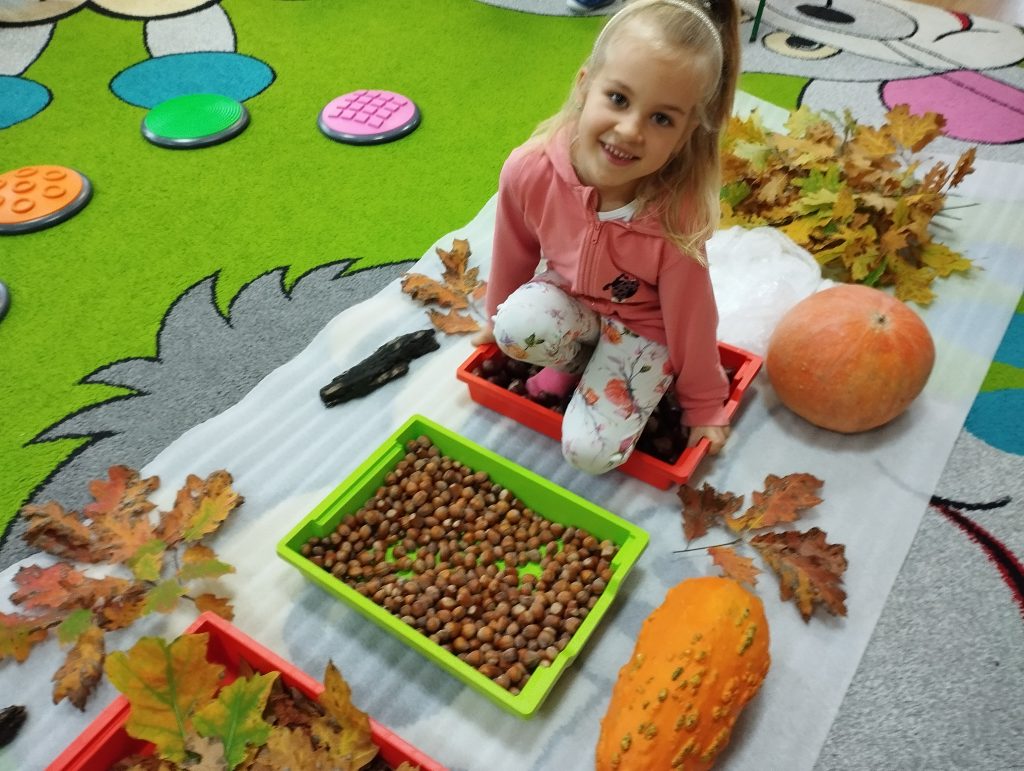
[708,226,831,356]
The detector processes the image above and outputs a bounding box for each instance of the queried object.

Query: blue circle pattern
[0,76,51,129]
[965,309,1024,455]
[109,52,274,109]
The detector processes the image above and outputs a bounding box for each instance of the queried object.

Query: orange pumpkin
[596,577,770,771]
[766,284,935,433]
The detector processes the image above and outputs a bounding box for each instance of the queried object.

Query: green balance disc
[142,93,249,149]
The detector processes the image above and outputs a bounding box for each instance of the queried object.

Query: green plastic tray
[276,414,649,718]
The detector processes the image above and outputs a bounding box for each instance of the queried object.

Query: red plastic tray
[48,612,445,771]
[456,342,761,490]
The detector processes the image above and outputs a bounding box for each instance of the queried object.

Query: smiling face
[572,23,711,211]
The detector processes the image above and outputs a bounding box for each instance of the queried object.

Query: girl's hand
[471,324,496,347]
[687,425,731,456]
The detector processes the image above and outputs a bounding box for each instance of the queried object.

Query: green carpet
[0,0,603,534]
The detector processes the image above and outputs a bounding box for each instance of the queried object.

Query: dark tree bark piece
[0,705,27,748]
[319,329,439,407]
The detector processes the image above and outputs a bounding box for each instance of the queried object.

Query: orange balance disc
[0,165,92,234]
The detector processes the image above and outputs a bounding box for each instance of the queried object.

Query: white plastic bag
[708,226,831,357]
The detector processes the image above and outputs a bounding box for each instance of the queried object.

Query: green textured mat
[0,0,603,535]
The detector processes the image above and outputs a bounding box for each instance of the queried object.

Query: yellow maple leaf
[885,104,945,152]
[781,217,818,246]
[920,241,973,277]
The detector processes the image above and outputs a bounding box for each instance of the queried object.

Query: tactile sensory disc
[142,93,249,149]
[318,89,421,145]
[0,165,92,235]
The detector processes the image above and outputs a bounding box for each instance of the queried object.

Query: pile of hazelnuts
[300,436,620,694]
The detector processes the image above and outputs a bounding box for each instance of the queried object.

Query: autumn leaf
[11,563,134,613]
[84,466,160,563]
[177,544,236,583]
[56,608,94,644]
[0,612,48,662]
[52,623,105,710]
[426,307,479,335]
[20,501,94,563]
[402,237,487,336]
[193,593,235,621]
[256,726,321,770]
[104,633,224,764]
[399,273,468,309]
[678,483,744,541]
[708,545,761,587]
[193,671,279,770]
[721,105,973,303]
[727,473,824,531]
[750,527,848,622]
[128,539,166,582]
[315,661,379,770]
[163,470,244,544]
[99,583,149,631]
[142,580,186,616]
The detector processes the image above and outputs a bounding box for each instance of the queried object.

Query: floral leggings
[493,278,674,474]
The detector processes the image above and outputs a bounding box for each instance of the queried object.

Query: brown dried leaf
[315,661,378,770]
[727,473,824,531]
[20,501,95,563]
[400,273,469,310]
[402,238,487,337]
[257,726,321,770]
[99,583,149,631]
[677,483,744,541]
[11,563,135,613]
[708,545,761,587]
[0,612,49,662]
[750,527,848,621]
[427,307,480,335]
[193,593,235,621]
[84,466,160,563]
[164,470,244,544]
[52,623,105,710]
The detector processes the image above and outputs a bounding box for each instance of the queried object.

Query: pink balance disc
[318,89,421,145]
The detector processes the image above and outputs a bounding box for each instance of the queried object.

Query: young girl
[473,0,741,474]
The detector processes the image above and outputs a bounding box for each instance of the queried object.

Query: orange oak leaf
[20,501,95,563]
[0,612,49,662]
[727,473,824,531]
[678,483,744,541]
[750,527,848,622]
[399,273,469,310]
[437,238,483,297]
[193,593,235,621]
[52,623,105,710]
[426,307,479,335]
[165,470,244,544]
[99,583,149,631]
[708,545,761,587]
[83,466,160,563]
[11,563,135,613]
[402,238,486,336]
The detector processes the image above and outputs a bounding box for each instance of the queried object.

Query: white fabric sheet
[3,106,1024,771]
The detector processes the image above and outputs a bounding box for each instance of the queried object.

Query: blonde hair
[531,0,740,264]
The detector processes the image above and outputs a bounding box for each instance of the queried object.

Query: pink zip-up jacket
[485,133,729,427]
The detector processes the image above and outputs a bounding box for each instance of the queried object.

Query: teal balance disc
[141,93,249,149]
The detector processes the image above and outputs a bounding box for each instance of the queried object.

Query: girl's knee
[561,437,631,475]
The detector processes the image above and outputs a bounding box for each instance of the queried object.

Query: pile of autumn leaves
[2,467,243,709]
[679,473,847,622]
[721,104,975,305]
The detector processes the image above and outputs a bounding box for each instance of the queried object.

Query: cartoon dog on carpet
[741,0,1024,161]
[0,0,273,129]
